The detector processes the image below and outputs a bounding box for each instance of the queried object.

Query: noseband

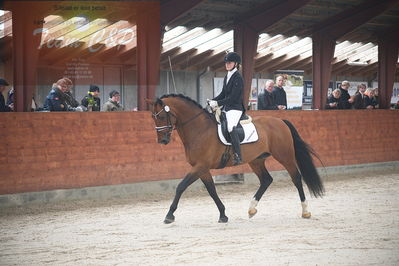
[152,105,174,133]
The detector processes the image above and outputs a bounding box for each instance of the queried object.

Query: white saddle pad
[217,122,259,146]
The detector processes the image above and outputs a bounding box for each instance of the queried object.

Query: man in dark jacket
[81,85,101,111]
[0,78,13,112]
[272,76,287,110]
[258,80,278,110]
[338,80,353,109]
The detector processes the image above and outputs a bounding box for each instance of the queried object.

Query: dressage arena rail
[0,110,398,196]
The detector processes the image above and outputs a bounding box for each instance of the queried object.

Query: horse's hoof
[248,208,257,218]
[302,212,311,219]
[218,216,228,223]
[164,215,175,224]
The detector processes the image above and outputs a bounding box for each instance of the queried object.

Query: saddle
[216,110,259,146]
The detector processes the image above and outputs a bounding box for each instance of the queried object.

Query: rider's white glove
[208,100,218,109]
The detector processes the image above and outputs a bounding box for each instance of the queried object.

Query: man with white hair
[258,80,278,110]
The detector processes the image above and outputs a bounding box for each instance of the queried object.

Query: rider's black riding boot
[230,126,242,165]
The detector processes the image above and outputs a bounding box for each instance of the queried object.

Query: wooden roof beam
[312,0,399,40]
[160,0,205,26]
[236,0,311,33]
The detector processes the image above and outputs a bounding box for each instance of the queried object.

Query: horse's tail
[283,120,325,198]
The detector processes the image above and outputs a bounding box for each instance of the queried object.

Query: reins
[175,110,203,129]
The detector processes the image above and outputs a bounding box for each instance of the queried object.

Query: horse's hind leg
[290,169,311,218]
[200,172,228,223]
[278,158,311,219]
[164,172,199,224]
[247,158,273,218]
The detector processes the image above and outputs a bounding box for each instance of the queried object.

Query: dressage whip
[168,56,177,93]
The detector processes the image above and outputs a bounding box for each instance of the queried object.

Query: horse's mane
[158,93,216,122]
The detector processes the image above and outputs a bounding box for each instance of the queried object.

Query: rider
[208,52,245,165]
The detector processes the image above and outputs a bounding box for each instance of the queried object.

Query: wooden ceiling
[1,0,399,77]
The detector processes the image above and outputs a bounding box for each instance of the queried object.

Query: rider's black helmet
[224,52,241,64]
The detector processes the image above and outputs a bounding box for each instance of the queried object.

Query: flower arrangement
[87,92,97,106]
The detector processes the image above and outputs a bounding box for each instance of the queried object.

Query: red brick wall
[1,110,398,195]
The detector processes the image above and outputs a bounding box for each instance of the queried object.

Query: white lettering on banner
[33,26,135,51]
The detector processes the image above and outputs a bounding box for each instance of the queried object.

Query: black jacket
[272,86,287,107]
[353,93,370,109]
[213,71,244,111]
[338,88,352,109]
[64,91,80,108]
[326,95,344,109]
[0,93,12,112]
[258,90,278,110]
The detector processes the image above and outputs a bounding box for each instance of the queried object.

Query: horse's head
[146,98,177,145]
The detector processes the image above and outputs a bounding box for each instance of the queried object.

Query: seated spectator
[326,88,343,109]
[81,85,101,111]
[338,80,353,109]
[0,78,13,112]
[63,78,80,108]
[43,78,84,112]
[353,84,372,109]
[258,80,279,110]
[103,90,124,111]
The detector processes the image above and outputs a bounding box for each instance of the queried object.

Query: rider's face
[225,61,235,71]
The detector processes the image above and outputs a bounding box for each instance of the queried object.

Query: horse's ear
[145,98,154,106]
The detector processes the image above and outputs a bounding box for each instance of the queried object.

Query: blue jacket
[43,87,68,111]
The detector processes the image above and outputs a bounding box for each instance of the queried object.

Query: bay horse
[146,94,324,224]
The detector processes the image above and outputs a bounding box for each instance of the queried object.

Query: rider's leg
[226,110,242,165]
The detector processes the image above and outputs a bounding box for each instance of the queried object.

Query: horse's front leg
[200,172,228,223]
[164,171,199,224]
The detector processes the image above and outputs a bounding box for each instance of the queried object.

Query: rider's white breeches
[225,110,242,132]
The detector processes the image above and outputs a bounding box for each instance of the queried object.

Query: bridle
[152,104,203,133]
[152,105,174,133]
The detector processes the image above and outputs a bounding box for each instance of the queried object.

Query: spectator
[6,87,13,108]
[364,88,378,109]
[326,88,343,109]
[371,88,379,108]
[272,75,287,110]
[81,85,101,111]
[353,84,372,109]
[338,80,353,109]
[63,78,80,108]
[6,85,38,112]
[43,78,84,112]
[257,80,278,110]
[103,90,124,111]
[0,78,13,112]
